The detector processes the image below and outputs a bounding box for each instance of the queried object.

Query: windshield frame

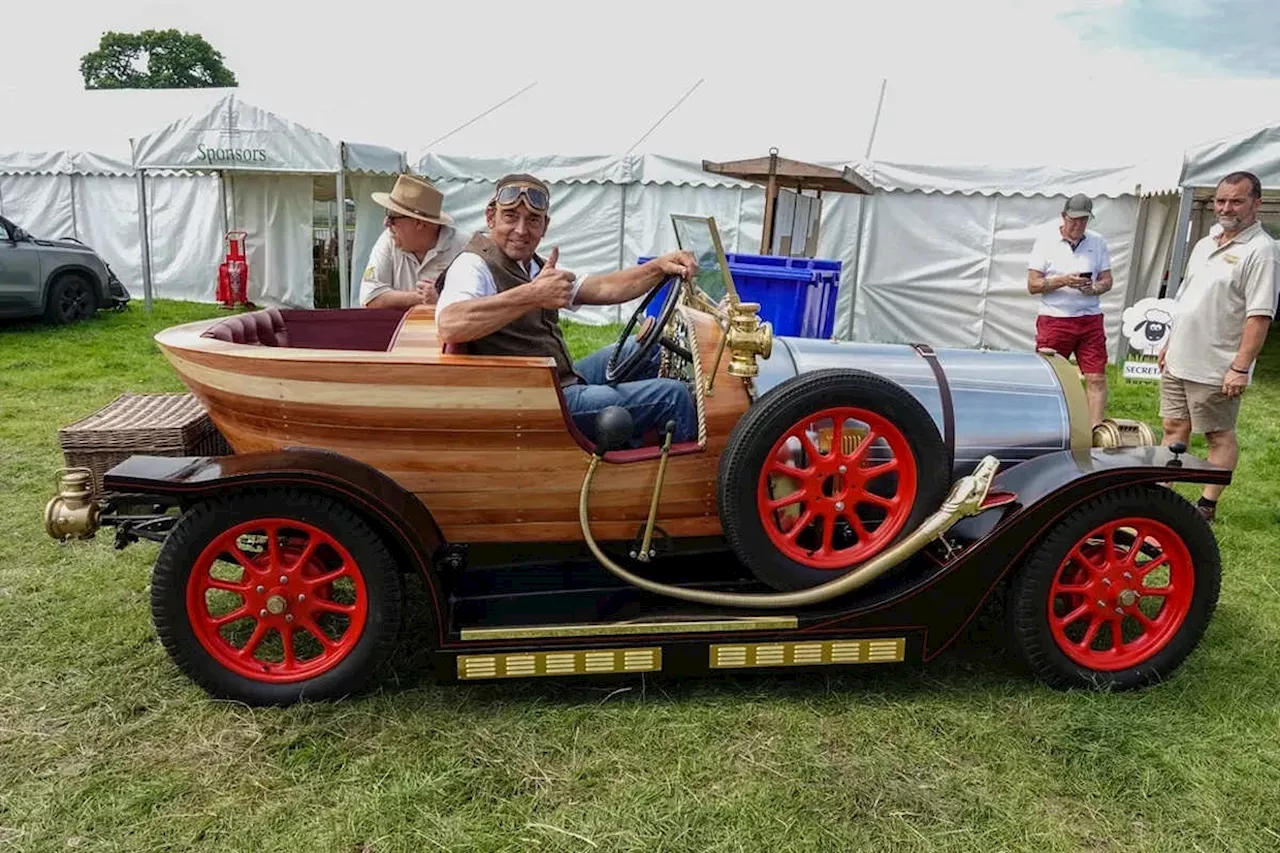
[670,214,739,314]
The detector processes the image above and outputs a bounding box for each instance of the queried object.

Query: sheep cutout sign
[1121,297,1179,381]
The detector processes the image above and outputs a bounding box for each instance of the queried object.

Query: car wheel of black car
[43,273,97,325]
[1007,485,1220,690]
[151,489,404,706]
[718,369,949,591]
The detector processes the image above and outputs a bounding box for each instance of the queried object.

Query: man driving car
[435,173,698,447]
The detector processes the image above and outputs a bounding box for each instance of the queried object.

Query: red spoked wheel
[1009,486,1220,690]
[153,490,403,705]
[1047,518,1194,671]
[719,369,948,591]
[757,406,920,570]
[186,518,369,683]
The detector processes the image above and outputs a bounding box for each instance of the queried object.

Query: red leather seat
[202,308,290,347]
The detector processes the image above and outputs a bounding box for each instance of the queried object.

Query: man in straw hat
[436,173,699,447]
[359,174,463,308]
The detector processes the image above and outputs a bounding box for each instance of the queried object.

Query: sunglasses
[493,184,549,212]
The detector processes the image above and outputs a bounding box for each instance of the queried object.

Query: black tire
[43,273,98,325]
[718,369,949,591]
[151,489,404,705]
[1007,485,1220,690]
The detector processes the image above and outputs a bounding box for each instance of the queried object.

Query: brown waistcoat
[438,233,583,387]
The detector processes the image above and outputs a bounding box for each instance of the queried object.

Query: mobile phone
[1079,271,1093,280]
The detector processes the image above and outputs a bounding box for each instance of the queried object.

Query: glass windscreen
[672,215,737,306]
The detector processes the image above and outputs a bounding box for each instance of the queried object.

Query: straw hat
[372,174,454,226]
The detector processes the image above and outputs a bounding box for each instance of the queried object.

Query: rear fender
[103,447,447,644]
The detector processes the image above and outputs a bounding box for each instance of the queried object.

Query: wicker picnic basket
[58,393,232,495]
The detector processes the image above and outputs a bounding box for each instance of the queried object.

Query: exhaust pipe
[45,468,101,540]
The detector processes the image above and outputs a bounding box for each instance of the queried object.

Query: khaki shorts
[1159,374,1242,434]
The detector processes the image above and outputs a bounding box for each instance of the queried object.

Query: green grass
[2,302,1279,852]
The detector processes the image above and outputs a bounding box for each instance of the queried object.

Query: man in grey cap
[1026,193,1115,426]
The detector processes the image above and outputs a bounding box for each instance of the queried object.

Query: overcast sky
[4,0,1279,166]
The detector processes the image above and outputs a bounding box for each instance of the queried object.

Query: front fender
[103,447,447,643]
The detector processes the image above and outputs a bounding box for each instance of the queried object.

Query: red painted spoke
[1102,524,1119,563]
[239,621,270,659]
[1069,544,1104,573]
[206,576,251,594]
[1131,608,1158,632]
[299,616,340,651]
[782,509,814,541]
[1109,618,1124,649]
[847,512,871,541]
[225,544,264,576]
[831,419,844,458]
[844,431,878,466]
[862,460,899,479]
[1055,602,1091,627]
[1078,618,1103,649]
[798,430,824,463]
[291,537,320,572]
[281,628,296,669]
[311,598,357,615]
[819,510,836,555]
[857,491,897,510]
[304,566,350,588]
[209,607,249,628]
[1123,526,1149,565]
[265,523,283,571]
[1138,556,1170,581]
[1054,576,1091,593]
[766,491,806,511]
[766,460,811,478]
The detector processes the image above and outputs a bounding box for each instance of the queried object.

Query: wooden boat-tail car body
[45,216,1231,705]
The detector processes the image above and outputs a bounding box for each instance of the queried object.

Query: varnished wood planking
[157,305,752,543]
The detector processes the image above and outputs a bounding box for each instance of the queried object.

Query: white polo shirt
[437,251,587,314]
[1164,221,1279,386]
[1027,227,1112,318]
[358,226,464,307]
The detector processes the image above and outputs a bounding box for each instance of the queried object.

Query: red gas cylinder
[216,231,250,308]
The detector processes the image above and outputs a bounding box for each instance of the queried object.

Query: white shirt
[1164,221,1279,386]
[437,250,587,314]
[1027,227,1112,318]
[358,226,464,307]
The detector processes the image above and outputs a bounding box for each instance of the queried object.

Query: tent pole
[136,168,153,312]
[616,182,627,324]
[336,146,349,309]
[1164,187,1195,298]
[1116,195,1153,362]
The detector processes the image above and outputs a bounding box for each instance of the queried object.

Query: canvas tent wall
[839,160,1179,360]
[131,92,406,309]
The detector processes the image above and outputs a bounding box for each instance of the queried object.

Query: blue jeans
[563,339,697,448]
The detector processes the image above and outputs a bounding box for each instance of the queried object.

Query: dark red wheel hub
[756,406,920,569]
[186,518,369,683]
[1047,517,1194,670]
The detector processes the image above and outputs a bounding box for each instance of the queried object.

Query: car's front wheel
[1008,485,1220,690]
[43,273,98,325]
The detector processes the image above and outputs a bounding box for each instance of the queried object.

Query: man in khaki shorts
[1160,170,1279,521]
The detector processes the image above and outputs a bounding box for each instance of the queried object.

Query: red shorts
[1035,313,1107,374]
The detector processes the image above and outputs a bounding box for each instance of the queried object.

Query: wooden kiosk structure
[701,148,875,256]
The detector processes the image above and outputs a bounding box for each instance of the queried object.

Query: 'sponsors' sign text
[196,142,269,164]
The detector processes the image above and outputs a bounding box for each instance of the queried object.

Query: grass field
[1,302,1278,852]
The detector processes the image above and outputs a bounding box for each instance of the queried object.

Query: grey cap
[1063,193,1094,220]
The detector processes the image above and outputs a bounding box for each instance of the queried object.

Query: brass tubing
[636,430,675,562]
[579,455,1001,609]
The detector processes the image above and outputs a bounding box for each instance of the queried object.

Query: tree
[80,30,238,90]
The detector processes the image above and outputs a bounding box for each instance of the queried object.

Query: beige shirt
[358,226,464,307]
[1165,221,1279,385]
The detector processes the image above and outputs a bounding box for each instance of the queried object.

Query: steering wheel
[605,274,688,384]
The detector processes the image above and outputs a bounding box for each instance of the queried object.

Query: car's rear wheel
[1008,485,1220,690]
[43,273,97,325]
[718,369,949,591]
[151,489,403,705]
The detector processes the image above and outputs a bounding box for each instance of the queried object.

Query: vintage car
[45,216,1228,706]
